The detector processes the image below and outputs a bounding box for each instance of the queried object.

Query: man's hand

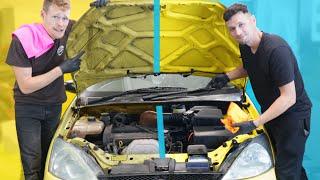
[59,51,84,74]
[206,74,230,89]
[233,121,257,135]
[90,0,108,8]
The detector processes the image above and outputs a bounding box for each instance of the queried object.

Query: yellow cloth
[226,102,249,123]
[221,102,250,133]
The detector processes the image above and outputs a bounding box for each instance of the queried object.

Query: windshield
[78,74,210,103]
[82,74,210,94]
[78,74,242,105]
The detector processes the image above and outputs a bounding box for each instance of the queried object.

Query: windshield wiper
[142,86,240,101]
[87,87,187,105]
[125,70,221,78]
[142,87,218,101]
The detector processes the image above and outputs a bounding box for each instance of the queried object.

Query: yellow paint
[111,155,128,161]
[0,1,92,179]
[166,153,188,162]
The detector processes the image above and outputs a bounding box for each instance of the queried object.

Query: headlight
[222,134,273,180]
[49,138,104,180]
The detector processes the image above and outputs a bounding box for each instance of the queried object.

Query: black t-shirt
[6,21,74,105]
[240,32,312,118]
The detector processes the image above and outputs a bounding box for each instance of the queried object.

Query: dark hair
[223,3,248,21]
[43,0,70,12]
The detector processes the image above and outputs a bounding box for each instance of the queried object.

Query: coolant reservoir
[71,116,105,138]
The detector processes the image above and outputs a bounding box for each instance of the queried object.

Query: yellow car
[44,0,276,179]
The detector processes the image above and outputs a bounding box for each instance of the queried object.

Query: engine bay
[69,103,235,155]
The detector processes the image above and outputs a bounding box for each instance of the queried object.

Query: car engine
[70,104,234,154]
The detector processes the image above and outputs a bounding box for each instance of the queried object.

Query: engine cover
[122,139,159,154]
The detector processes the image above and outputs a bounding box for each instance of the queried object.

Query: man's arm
[253,81,296,126]
[226,66,248,80]
[13,66,63,94]
[12,50,84,94]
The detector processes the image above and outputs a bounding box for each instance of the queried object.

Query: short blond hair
[43,0,70,12]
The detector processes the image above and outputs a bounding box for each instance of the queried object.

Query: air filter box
[190,106,223,126]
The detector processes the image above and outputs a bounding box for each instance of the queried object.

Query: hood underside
[66,0,243,93]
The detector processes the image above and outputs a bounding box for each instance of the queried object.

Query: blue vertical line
[154,0,165,158]
[156,106,165,158]
[154,0,160,73]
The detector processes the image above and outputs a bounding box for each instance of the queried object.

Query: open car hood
[66,0,244,93]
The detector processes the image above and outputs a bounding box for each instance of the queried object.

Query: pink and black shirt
[6,21,74,105]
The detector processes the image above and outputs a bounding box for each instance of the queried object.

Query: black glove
[59,51,84,74]
[206,74,230,89]
[90,0,108,8]
[233,121,257,135]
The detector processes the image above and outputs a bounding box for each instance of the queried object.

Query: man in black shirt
[207,3,312,180]
[6,0,106,179]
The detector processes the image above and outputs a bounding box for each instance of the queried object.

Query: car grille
[98,173,222,180]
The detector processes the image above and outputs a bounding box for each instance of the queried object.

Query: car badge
[57,45,64,56]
